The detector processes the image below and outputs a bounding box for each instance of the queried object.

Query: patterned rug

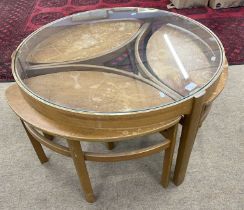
[0,0,243,81]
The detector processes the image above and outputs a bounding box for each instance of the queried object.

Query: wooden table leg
[161,124,178,188]
[67,140,95,203]
[173,93,205,186]
[21,120,48,164]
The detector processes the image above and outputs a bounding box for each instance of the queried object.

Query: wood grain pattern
[27,20,141,64]
[24,70,173,112]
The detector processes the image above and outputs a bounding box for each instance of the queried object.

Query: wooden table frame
[17,106,180,203]
[5,62,227,202]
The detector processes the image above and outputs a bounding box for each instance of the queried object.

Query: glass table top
[13,7,224,114]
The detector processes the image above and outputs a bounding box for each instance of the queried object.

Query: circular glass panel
[13,8,224,114]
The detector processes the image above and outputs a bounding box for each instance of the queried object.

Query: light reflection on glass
[163,33,189,80]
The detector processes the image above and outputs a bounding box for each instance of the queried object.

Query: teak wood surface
[27,20,142,65]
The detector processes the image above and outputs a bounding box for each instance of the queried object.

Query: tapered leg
[161,124,178,188]
[106,142,115,150]
[67,140,95,203]
[21,120,48,164]
[173,94,205,186]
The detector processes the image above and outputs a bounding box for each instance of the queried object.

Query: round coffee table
[6,7,228,202]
